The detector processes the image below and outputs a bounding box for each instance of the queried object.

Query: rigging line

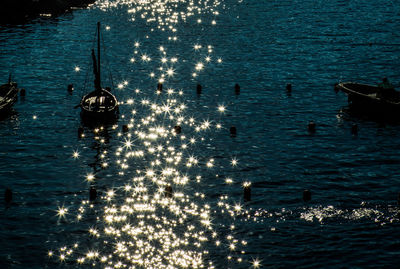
[100,25,116,91]
[79,24,99,96]
[97,22,101,86]
[80,29,97,96]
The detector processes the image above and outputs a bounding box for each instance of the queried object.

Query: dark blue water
[1,0,400,268]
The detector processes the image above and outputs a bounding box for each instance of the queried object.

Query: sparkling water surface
[1,0,400,268]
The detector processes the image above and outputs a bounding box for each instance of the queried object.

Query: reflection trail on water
[97,0,221,34]
[50,86,248,268]
[50,0,254,268]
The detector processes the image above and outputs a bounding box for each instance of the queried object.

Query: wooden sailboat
[79,22,119,124]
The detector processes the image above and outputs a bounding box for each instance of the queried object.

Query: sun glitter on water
[52,73,249,266]
[97,0,221,34]
[49,0,256,268]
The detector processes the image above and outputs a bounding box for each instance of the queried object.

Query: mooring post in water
[303,189,311,202]
[67,84,74,93]
[157,82,163,92]
[122,124,129,133]
[5,188,12,204]
[286,83,292,92]
[20,88,26,96]
[230,126,237,137]
[89,187,97,202]
[235,83,240,95]
[308,121,316,133]
[165,185,173,198]
[196,84,202,95]
[243,182,251,202]
[174,125,182,134]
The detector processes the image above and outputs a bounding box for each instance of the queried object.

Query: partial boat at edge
[0,77,19,116]
[335,82,400,113]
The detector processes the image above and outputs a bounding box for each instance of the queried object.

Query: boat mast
[97,21,101,89]
[92,49,101,91]
[92,22,102,91]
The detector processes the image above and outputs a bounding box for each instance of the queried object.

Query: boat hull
[0,82,18,115]
[79,89,119,125]
[336,82,400,122]
[336,82,400,111]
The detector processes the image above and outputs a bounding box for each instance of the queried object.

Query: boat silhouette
[0,75,19,116]
[79,22,119,124]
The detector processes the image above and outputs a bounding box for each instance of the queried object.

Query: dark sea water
[1,0,400,268]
